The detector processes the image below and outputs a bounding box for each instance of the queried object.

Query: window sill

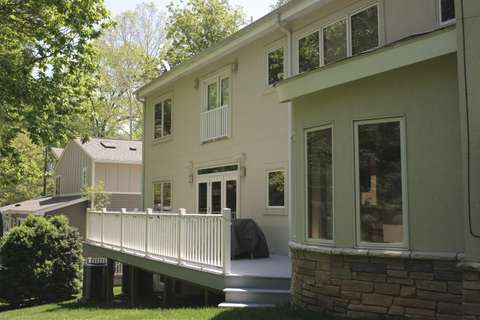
[152,135,173,145]
[201,135,229,145]
[264,208,287,216]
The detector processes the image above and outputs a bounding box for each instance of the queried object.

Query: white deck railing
[200,105,230,142]
[86,208,232,274]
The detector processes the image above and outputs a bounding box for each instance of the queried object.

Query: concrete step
[225,276,291,291]
[218,302,276,308]
[223,287,290,305]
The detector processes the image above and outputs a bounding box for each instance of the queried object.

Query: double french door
[196,173,238,217]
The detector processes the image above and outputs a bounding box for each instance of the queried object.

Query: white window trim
[55,175,61,196]
[265,45,286,88]
[152,93,174,144]
[353,117,409,250]
[201,68,231,112]
[438,0,456,26]
[266,169,286,210]
[153,179,173,212]
[293,2,382,75]
[304,124,335,245]
[81,167,87,188]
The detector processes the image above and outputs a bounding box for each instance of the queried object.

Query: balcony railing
[86,208,232,274]
[200,105,230,143]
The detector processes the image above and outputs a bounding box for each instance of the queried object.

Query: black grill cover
[231,219,269,259]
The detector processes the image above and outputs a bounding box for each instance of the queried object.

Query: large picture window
[298,31,320,73]
[306,126,333,241]
[355,118,406,245]
[267,170,285,208]
[154,98,172,140]
[323,19,348,65]
[153,181,172,212]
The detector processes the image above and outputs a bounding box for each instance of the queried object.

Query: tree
[0,215,83,305]
[84,2,166,139]
[162,0,245,69]
[271,0,290,9]
[82,181,111,210]
[0,133,53,207]
[0,0,110,156]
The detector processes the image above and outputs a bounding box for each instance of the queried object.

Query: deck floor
[229,255,291,278]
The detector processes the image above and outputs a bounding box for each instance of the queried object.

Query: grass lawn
[0,299,321,320]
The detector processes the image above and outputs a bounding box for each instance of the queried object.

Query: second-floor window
[205,75,230,111]
[439,0,455,24]
[154,98,172,140]
[297,4,379,73]
[267,47,285,86]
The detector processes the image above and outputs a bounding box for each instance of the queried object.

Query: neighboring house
[1,138,142,237]
[84,0,480,316]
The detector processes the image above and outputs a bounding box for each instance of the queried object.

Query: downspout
[277,14,296,242]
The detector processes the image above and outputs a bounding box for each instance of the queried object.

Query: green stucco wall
[292,53,464,253]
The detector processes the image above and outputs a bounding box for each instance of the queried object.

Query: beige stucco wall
[142,0,455,256]
[291,54,464,253]
[54,141,92,196]
[94,163,142,193]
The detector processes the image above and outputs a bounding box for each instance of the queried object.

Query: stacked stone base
[290,246,480,319]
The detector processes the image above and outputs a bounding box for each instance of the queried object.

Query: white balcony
[200,105,230,143]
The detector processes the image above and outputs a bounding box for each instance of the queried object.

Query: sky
[104,0,274,22]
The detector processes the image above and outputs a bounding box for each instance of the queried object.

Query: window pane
[441,0,455,22]
[307,128,333,240]
[299,32,320,73]
[351,6,379,55]
[226,180,237,217]
[323,19,348,65]
[198,182,208,214]
[162,182,172,210]
[268,48,285,85]
[207,82,217,110]
[268,171,285,207]
[154,103,163,139]
[358,121,403,244]
[211,181,222,214]
[221,77,229,106]
[153,183,162,211]
[163,99,172,136]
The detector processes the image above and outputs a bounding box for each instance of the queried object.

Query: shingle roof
[75,138,142,164]
[51,147,64,159]
[0,195,87,215]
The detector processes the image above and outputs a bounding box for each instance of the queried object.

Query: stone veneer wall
[290,244,480,320]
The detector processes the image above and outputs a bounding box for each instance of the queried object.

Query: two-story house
[1,138,142,236]
[83,0,480,315]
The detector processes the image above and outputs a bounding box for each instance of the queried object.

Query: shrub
[0,215,83,305]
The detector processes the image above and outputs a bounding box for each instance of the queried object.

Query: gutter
[277,15,296,242]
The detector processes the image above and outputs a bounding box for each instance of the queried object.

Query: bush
[0,215,83,305]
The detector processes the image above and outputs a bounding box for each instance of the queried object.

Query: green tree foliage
[162,0,245,69]
[0,0,111,156]
[84,2,166,139]
[271,0,290,9]
[82,181,111,210]
[0,215,83,305]
[0,133,53,207]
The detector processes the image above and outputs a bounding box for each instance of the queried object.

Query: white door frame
[195,171,240,216]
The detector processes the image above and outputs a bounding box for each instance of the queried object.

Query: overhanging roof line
[276,27,457,103]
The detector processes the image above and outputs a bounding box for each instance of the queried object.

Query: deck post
[222,208,231,274]
[178,208,186,264]
[146,209,152,256]
[101,208,107,246]
[120,208,126,251]
[105,258,115,304]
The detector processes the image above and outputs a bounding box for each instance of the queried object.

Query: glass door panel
[198,182,208,214]
[226,180,237,218]
[211,181,222,214]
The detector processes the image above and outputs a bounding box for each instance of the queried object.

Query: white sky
[104,0,274,22]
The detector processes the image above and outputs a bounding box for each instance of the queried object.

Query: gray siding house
[1,138,142,237]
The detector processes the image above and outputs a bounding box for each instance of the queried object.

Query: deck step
[223,287,290,305]
[218,302,276,308]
